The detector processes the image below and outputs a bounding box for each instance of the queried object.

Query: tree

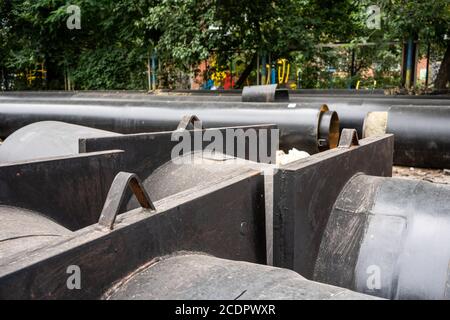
[142,1,292,87]
[0,0,160,89]
[1,0,448,90]
[379,0,450,89]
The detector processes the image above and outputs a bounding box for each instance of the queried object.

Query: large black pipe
[242,84,289,102]
[292,99,450,137]
[0,101,339,154]
[0,97,376,140]
[0,121,121,163]
[1,90,450,100]
[0,205,71,258]
[106,254,377,300]
[314,174,450,300]
[1,94,448,166]
[362,106,450,168]
[1,94,449,137]
[2,92,450,104]
[386,106,450,168]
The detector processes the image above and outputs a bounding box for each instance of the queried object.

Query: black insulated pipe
[2,91,450,102]
[386,106,450,168]
[363,106,450,168]
[0,206,71,258]
[242,84,289,102]
[105,254,378,300]
[314,174,450,300]
[0,102,339,155]
[0,121,121,163]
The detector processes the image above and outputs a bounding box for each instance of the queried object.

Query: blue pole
[405,38,413,89]
[151,51,157,90]
[261,54,267,85]
[271,64,276,85]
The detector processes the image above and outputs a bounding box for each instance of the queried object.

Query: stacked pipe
[0,121,379,300]
[1,86,449,167]
[1,119,449,300]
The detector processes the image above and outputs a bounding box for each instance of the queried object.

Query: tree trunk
[1,67,8,91]
[1,67,4,90]
[234,52,257,89]
[434,43,450,90]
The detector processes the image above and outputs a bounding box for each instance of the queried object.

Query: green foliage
[72,47,147,90]
[0,0,449,90]
[143,0,215,67]
[378,0,450,42]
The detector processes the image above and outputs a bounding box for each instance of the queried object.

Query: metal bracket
[98,172,155,230]
[338,128,360,148]
[318,139,328,148]
[176,115,202,131]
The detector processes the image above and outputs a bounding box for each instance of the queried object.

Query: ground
[393,166,450,184]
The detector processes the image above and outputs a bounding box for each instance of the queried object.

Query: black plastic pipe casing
[315,174,450,300]
[0,102,339,154]
[386,106,450,168]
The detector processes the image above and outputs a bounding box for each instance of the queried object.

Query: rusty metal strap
[98,172,155,230]
[176,115,202,131]
[338,128,360,148]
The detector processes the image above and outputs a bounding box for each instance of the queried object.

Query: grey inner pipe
[0,205,71,258]
[104,253,379,300]
[314,174,450,300]
[0,121,121,164]
[126,152,272,207]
